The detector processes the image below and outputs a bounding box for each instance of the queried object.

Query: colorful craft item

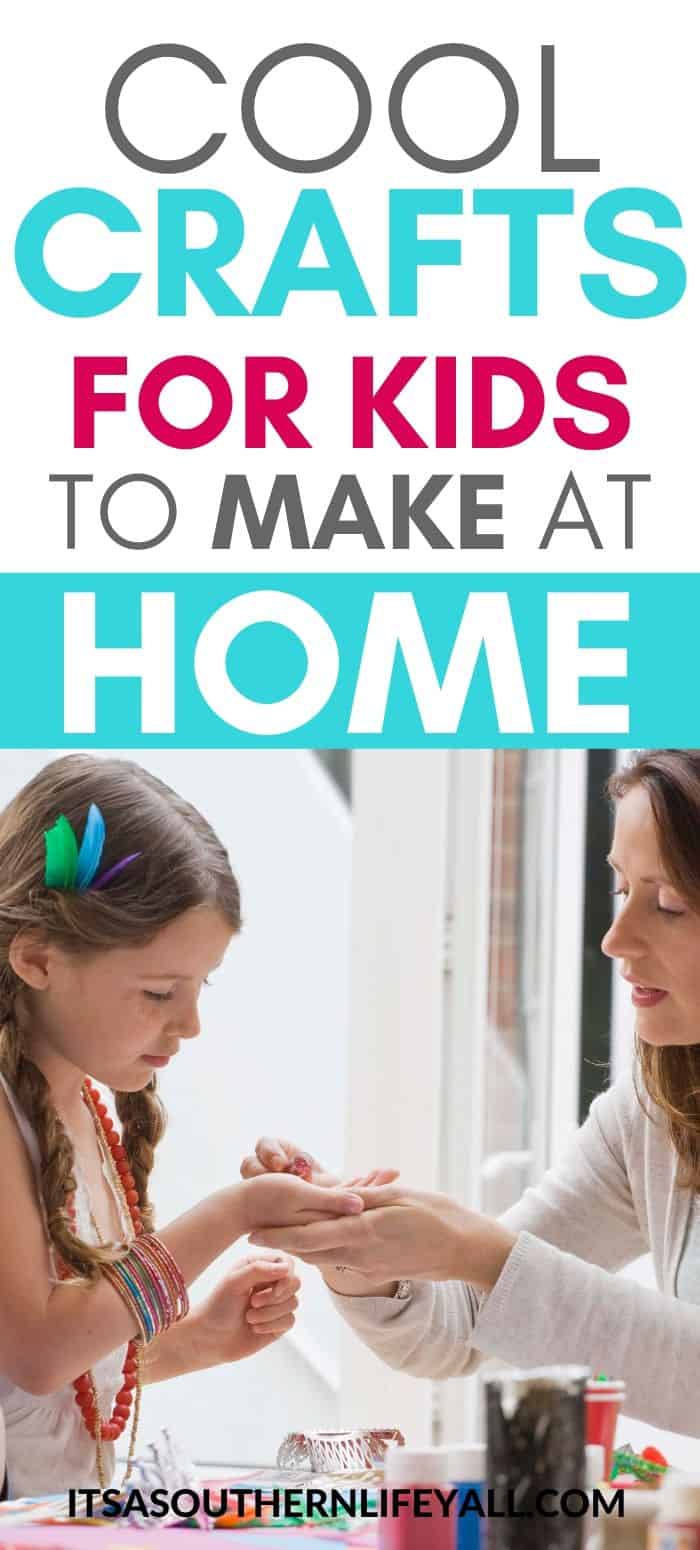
[584,1375,626,1479]
[641,1446,670,1469]
[286,1155,314,1181]
[610,1444,669,1483]
[43,804,141,892]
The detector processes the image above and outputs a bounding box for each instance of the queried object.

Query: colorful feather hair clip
[43,804,141,892]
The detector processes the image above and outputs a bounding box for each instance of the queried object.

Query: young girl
[0,753,365,1497]
[244,749,700,1439]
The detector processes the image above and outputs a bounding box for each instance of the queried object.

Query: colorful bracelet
[102,1234,190,1343]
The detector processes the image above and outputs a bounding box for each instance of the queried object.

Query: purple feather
[90,852,142,891]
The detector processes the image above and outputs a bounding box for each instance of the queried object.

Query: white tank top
[0,1070,131,1496]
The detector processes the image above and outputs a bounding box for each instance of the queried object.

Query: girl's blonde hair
[608,749,700,1187]
[0,754,241,1282]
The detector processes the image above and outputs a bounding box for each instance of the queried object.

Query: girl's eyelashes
[144,976,212,1002]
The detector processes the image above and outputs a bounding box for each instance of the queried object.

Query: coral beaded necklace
[59,1078,144,1490]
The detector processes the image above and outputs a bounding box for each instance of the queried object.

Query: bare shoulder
[0,1078,54,1318]
[0,1076,42,1184]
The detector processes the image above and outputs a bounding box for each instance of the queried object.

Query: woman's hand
[241,1136,399,1193]
[248,1183,517,1291]
[241,1139,401,1298]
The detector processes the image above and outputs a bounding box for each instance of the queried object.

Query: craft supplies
[485,1365,588,1550]
[442,1444,485,1550]
[379,1445,454,1550]
[309,1433,406,1474]
[285,1154,314,1180]
[610,1446,668,1486]
[278,1432,314,1469]
[589,1490,659,1550]
[276,1431,405,1473]
[585,1379,626,1480]
[648,1473,700,1550]
[583,1449,605,1550]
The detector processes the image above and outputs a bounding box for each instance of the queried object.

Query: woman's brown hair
[608,749,700,1186]
[0,754,241,1282]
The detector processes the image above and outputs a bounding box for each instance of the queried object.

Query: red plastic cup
[585,1378,626,1479]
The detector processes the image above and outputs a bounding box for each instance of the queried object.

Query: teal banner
[0,572,690,747]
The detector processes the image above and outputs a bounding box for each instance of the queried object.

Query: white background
[2,0,695,573]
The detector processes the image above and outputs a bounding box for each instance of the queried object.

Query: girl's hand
[248,1184,517,1291]
[195,1254,300,1364]
[238,1171,365,1232]
[241,1136,399,1192]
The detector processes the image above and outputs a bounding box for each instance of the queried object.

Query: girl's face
[601,785,700,1046]
[17,907,234,1092]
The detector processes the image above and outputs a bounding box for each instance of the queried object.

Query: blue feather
[76,803,106,889]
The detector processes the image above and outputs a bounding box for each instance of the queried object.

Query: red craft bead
[125,1189,139,1206]
[100,1422,117,1442]
[101,1116,115,1133]
[122,1173,135,1191]
[115,1403,131,1420]
[112,1143,127,1161]
[116,1386,133,1407]
[94,1102,108,1118]
[123,1358,138,1375]
[122,1372,137,1391]
[116,1157,130,1175]
[73,1374,91,1393]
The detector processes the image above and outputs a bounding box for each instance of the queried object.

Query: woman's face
[16,906,234,1092]
[601,784,700,1046]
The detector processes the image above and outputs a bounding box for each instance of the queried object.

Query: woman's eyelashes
[610,884,685,917]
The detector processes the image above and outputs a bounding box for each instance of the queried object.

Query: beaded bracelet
[101,1234,190,1343]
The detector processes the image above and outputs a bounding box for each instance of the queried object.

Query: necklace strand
[60,1080,145,1493]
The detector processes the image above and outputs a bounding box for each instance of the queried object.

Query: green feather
[44,814,79,888]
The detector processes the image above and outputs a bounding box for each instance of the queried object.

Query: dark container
[485,1365,589,1550]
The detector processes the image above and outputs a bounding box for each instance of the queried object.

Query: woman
[243,750,700,1437]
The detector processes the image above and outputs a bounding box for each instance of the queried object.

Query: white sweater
[329,1064,700,1435]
